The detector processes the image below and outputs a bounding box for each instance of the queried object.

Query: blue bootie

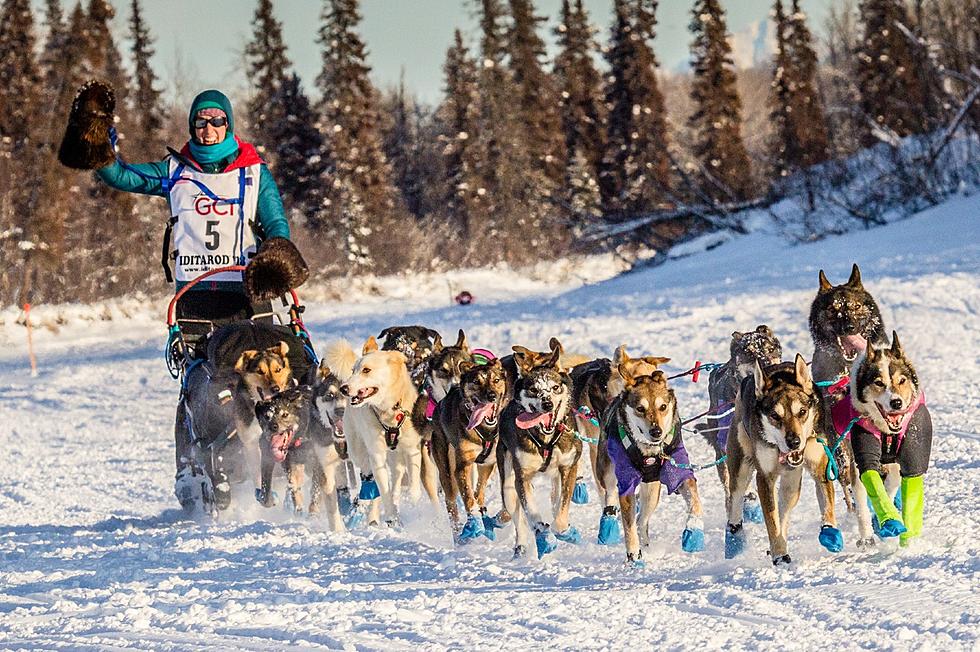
[819,525,844,553]
[743,496,764,524]
[625,554,645,569]
[482,514,501,541]
[572,479,589,505]
[345,506,365,529]
[535,528,558,559]
[597,512,622,545]
[337,487,353,516]
[459,514,485,542]
[358,475,380,500]
[682,528,705,553]
[555,525,581,544]
[725,523,746,559]
[878,518,907,539]
[255,487,279,506]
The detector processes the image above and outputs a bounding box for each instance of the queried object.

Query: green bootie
[900,475,924,547]
[861,470,905,538]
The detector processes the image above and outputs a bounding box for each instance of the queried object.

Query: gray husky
[725,354,842,565]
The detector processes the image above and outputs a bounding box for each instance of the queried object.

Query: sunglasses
[193,116,228,129]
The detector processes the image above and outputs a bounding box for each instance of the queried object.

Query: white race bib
[168,160,261,282]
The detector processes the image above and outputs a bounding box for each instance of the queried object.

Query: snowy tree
[553,0,603,225]
[315,0,405,273]
[855,0,929,144]
[0,0,40,149]
[244,0,291,163]
[127,0,164,161]
[688,0,754,202]
[601,0,672,217]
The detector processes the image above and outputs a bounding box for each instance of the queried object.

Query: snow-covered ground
[1,194,978,650]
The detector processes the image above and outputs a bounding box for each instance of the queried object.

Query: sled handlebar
[166,265,301,327]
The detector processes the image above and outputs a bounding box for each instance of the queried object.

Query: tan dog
[234,342,293,402]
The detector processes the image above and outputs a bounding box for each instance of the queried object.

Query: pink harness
[831,387,926,448]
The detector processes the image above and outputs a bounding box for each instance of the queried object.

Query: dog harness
[607,406,693,496]
[516,420,569,472]
[374,403,409,450]
[471,417,501,464]
[832,388,926,452]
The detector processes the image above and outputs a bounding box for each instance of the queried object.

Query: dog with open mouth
[496,338,583,559]
[571,345,670,545]
[839,331,932,547]
[431,358,509,540]
[696,326,782,524]
[725,354,842,565]
[596,369,706,565]
[327,336,439,527]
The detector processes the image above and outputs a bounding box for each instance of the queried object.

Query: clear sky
[36,0,834,104]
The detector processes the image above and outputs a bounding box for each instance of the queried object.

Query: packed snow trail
[1,196,978,650]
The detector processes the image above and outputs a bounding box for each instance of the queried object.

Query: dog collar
[374,403,408,451]
[857,390,926,444]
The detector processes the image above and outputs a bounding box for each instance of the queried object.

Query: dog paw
[818,525,844,553]
[625,553,645,569]
[337,487,354,516]
[878,518,907,539]
[344,508,365,530]
[358,476,380,501]
[459,514,485,542]
[855,536,877,551]
[681,528,705,553]
[481,514,503,541]
[572,478,589,505]
[742,496,764,524]
[555,525,581,544]
[725,523,746,559]
[597,513,622,545]
[770,552,792,567]
[513,545,528,560]
[535,528,559,559]
[254,487,278,508]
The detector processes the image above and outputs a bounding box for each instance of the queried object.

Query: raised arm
[96,159,171,197]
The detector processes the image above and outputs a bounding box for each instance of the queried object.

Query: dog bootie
[598,510,622,545]
[681,516,705,553]
[358,474,381,501]
[535,527,559,559]
[459,514,485,542]
[819,525,844,553]
[625,553,645,569]
[725,523,746,559]
[900,475,924,547]
[337,487,353,516]
[345,500,365,529]
[743,494,764,524]
[861,470,905,539]
[254,487,279,508]
[572,478,589,504]
[481,512,502,541]
[555,525,582,544]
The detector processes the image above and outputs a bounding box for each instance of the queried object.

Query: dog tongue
[270,433,290,462]
[516,411,552,430]
[841,334,867,356]
[466,402,496,430]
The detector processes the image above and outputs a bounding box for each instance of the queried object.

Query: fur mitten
[244,237,309,302]
[58,80,116,170]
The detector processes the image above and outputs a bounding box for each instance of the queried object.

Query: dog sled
[165,265,318,517]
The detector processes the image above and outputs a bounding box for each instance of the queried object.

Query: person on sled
[57,81,312,511]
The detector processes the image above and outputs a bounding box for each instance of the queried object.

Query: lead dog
[327,337,438,526]
[725,354,842,565]
[431,359,509,540]
[571,346,670,544]
[496,339,583,559]
[597,369,705,565]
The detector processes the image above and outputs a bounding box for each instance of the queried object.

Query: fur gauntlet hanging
[244,237,310,302]
[58,80,116,170]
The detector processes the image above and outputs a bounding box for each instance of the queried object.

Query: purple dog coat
[607,428,695,497]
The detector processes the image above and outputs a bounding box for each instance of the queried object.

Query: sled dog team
[237,265,931,566]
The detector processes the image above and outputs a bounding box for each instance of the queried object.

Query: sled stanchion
[24,302,37,377]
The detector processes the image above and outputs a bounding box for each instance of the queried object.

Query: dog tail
[324,339,357,381]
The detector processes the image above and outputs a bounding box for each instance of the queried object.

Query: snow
[1,195,979,649]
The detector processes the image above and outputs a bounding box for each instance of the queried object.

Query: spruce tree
[438,29,482,239]
[601,0,672,217]
[245,0,291,162]
[315,0,403,273]
[553,0,603,223]
[128,0,165,161]
[507,0,564,187]
[688,0,754,202]
[0,0,40,148]
[855,0,929,143]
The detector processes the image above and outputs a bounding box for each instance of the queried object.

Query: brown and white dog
[725,354,842,565]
